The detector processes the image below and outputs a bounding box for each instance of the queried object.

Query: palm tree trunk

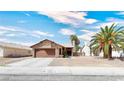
[103,53,108,58]
[103,48,108,58]
[103,45,112,59]
[108,45,112,59]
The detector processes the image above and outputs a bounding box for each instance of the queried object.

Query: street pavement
[1,67,124,75]
[0,66,124,80]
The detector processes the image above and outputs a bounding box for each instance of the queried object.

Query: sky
[0,11,124,46]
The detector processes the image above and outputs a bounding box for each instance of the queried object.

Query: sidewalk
[0,66,124,76]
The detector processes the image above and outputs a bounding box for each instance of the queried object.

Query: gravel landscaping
[1,56,124,67]
[0,57,30,66]
[49,56,124,67]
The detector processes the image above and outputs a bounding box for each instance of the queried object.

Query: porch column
[55,48,59,57]
[61,48,63,55]
[72,48,73,56]
[60,48,63,58]
[32,49,36,57]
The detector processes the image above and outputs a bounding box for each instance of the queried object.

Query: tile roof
[61,44,74,48]
[0,42,32,50]
[31,39,74,48]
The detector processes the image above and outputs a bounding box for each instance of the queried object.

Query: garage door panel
[35,49,55,57]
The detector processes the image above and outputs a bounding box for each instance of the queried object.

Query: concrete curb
[0,67,124,76]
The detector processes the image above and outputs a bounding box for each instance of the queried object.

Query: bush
[63,51,68,58]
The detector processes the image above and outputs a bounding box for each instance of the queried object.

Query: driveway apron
[7,58,54,67]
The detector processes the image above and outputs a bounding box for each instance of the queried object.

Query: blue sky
[0,11,124,46]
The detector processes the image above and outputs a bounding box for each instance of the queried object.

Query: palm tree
[70,35,80,55]
[70,35,80,46]
[90,23,124,59]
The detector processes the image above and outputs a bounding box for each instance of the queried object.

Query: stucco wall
[82,45,90,56]
[0,47,4,57]
[32,40,64,57]
[3,47,32,57]
[99,51,122,57]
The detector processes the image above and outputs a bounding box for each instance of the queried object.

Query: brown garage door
[35,49,55,57]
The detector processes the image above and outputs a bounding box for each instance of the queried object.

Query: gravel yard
[0,57,29,66]
[1,56,124,67]
[49,56,124,67]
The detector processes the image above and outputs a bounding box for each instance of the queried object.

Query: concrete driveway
[7,58,54,67]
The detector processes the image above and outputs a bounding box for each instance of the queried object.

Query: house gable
[31,39,63,49]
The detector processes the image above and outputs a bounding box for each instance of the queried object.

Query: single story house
[31,39,74,57]
[0,42,32,57]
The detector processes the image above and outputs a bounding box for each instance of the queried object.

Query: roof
[0,42,32,50]
[31,39,64,48]
[61,44,74,48]
[31,39,74,48]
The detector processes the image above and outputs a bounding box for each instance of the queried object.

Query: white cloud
[6,34,16,37]
[94,17,124,29]
[0,38,34,46]
[17,20,27,23]
[94,22,114,29]
[12,41,34,46]
[106,17,117,21]
[79,17,124,41]
[37,11,98,27]
[0,26,27,34]
[116,12,124,15]
[59,28,75,35]
[78,35,92,41]
[85,19,98,24]
[0,25,55,46]
[0,31,34,46]
[0,38,8,42]
[80,29,91,33]
[78,30,96,41]
[0,26,17,32]
[30,34,40,38]
[0,26,27,37]
[24,13,31,16]
[79,16,124,42]
[38,11,86,26]
[32,30,54,37]
[0,26,54,38]
[106,17,124,23]
[0,31,7,35]
[19,33,27,36]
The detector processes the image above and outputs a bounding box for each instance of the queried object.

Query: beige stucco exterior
[0,46,32,57]
[0,47,4,57]
[31,39,64,57]
[31,39,74,58]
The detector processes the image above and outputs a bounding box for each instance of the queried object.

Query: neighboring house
[0,42,32,57]
[81,42,91,56]
[31,39,74,57]
[82,45,90,56]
